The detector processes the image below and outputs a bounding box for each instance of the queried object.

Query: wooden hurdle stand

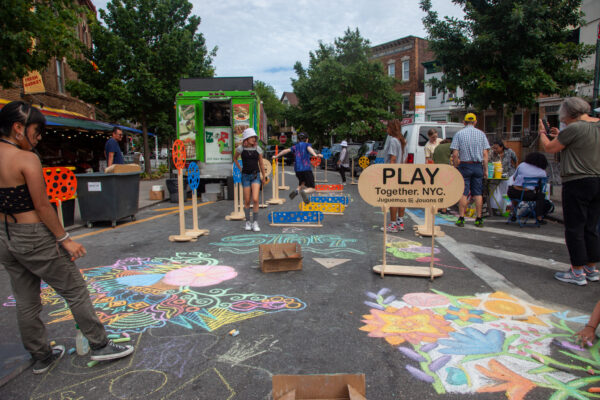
[267,158,285,205]
[279,157,290,190]
[259,158,271,208]
[268,211,324,228]
[309,194,350,206]
[414,207,445,237]
[43,167,77,228]
[185,161,209,237]
[226,162,245,220]
[358,164,463,280]
[315,184,344,192]
[169,140,195,242]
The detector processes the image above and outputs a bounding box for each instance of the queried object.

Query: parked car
[322,143,362,172]
[265,145,294,165]
[363,140,384,162]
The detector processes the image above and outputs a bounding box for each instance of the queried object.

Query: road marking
[72,202,214,240]
[462,244,569,272]
[460,224,564,244]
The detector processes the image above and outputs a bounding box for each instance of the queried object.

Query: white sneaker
[245,221,252,231]
[252,221,260,232]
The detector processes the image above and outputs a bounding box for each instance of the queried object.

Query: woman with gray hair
[540,97,600,286]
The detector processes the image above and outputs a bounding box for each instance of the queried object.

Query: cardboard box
[272,374,366,400]
[149,190,164,200]
[105,163,141,173]
[259,244,302,273]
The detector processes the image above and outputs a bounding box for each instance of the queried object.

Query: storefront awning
[111,123,155,137]
[45,115,113,131]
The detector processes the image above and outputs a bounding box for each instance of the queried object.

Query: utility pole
[593,21,600,116]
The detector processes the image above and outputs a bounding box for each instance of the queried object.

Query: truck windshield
[205,101,231,127]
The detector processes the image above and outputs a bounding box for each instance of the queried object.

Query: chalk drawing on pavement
[211,234,365,255]
[360,289,600,399]
[2,252,306,334]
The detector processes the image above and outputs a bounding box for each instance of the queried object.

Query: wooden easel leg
[192,189,199,230]
[429,205,436,281]
[381,205,387,278]
[177,170,185,235]
[56,200,64,228]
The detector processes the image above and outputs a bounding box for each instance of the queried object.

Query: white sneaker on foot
[252,221,260,232]
[245,221,252,231]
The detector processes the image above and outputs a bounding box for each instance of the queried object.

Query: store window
[403,95,410,114]
[402,60,410,81]
[387,62,395,77]
[529,112,538,135]
[512,114,522,137]
[56,59,65,93]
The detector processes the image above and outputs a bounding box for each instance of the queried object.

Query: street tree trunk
[142,115,151,175]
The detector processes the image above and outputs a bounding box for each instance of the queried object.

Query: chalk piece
[122,332,130,338]
[229,329,239,337]
[588,387,600,393]
[588,368,595,375]
[112,337,131,343]
[50,341,56,346]
[68,348,76,355]
[107,334,120,339]
[87,360,99,367]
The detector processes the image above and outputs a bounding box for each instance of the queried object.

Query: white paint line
[406,210,535,302]
[462,244,569,272]
[460,225,564,244]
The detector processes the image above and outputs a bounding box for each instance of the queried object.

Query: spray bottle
[75,323,89,355]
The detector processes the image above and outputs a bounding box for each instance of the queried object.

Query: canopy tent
[45,115,113,131]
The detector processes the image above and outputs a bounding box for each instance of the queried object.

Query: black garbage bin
[51,198,75,227]
[75,172,141,228]
[166,178,189,203]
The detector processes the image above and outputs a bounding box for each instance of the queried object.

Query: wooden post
[56,200,64,227]
[186,189,209,237]
[267,158,285,204]
[169,168,195,241]
[429,205,436,281]
[381,206,387,278]
[279,157,289,190]
[351,157,357,185]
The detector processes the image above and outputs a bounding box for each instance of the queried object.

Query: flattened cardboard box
[259,243,302,273]
[149,190,164,200]
[272,374,366,400]
[105,163,141,173]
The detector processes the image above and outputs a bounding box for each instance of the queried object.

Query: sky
[91,0,465,98]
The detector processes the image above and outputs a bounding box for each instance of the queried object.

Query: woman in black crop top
[0,102,134,374]
[233,128,266,232]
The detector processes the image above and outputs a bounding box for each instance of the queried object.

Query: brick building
[370,36,434,117]
[0,0,98,119]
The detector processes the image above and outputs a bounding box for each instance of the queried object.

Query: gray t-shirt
[385,137,404,164]
[557,120,600,183]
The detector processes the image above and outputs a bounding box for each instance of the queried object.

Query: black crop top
[0,183,35,240]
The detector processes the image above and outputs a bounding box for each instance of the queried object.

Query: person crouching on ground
[274,132,323,204]
[507,151,548,225]
[540,97,600,286]
[0,101,134,375]
[233,128,266,232]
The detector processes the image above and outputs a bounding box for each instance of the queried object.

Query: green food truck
[176,77,267,187]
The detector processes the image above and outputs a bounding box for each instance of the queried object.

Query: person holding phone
[539,97,600,286]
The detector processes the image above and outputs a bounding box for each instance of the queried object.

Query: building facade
[422,61,464,122]
[370,36,434,117]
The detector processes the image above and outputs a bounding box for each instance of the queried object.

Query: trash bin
[166,178,188,203]
[75,172,141,228]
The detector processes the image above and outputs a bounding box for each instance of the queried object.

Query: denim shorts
[458,163,483,196]
[241,172,261,187]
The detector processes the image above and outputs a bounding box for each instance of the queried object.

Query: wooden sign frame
[259,158,271,208]
[185,161,209,237]
[267,158,285,205]
[226,163,245,220]
[279,157,290,190]
[358,164,463,280]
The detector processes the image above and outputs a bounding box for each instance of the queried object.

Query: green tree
[420,0,594,135]
[288,28,399,147]
[254,80,285,136]
[67,0,215,173]
[0,0,84,88]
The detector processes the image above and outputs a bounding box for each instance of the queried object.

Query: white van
[378,121,465,164]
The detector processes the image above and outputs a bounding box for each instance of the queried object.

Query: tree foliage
[0,0,84,88]
[287,28,399,146]
[420,0,594,133]
[254,80,285,135]
[67,0,215,173]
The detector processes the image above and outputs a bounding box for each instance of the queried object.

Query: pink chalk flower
[163,265,237,287]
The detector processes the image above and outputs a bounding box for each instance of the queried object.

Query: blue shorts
[458,163,484,196]
[241,172,261,188]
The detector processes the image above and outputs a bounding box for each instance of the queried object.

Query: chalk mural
[3,252,306,333]
[211,234,365,255]
[360,289,599,398]
[386,239,441,260]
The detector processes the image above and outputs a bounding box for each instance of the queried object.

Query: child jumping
[233,128,266,232]
[274,132,322,204]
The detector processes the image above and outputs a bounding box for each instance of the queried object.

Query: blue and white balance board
[309,195,350,205]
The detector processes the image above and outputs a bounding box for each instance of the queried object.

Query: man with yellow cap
[450,113,490,227]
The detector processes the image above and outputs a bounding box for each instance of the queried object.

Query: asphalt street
[0,168,598,400]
